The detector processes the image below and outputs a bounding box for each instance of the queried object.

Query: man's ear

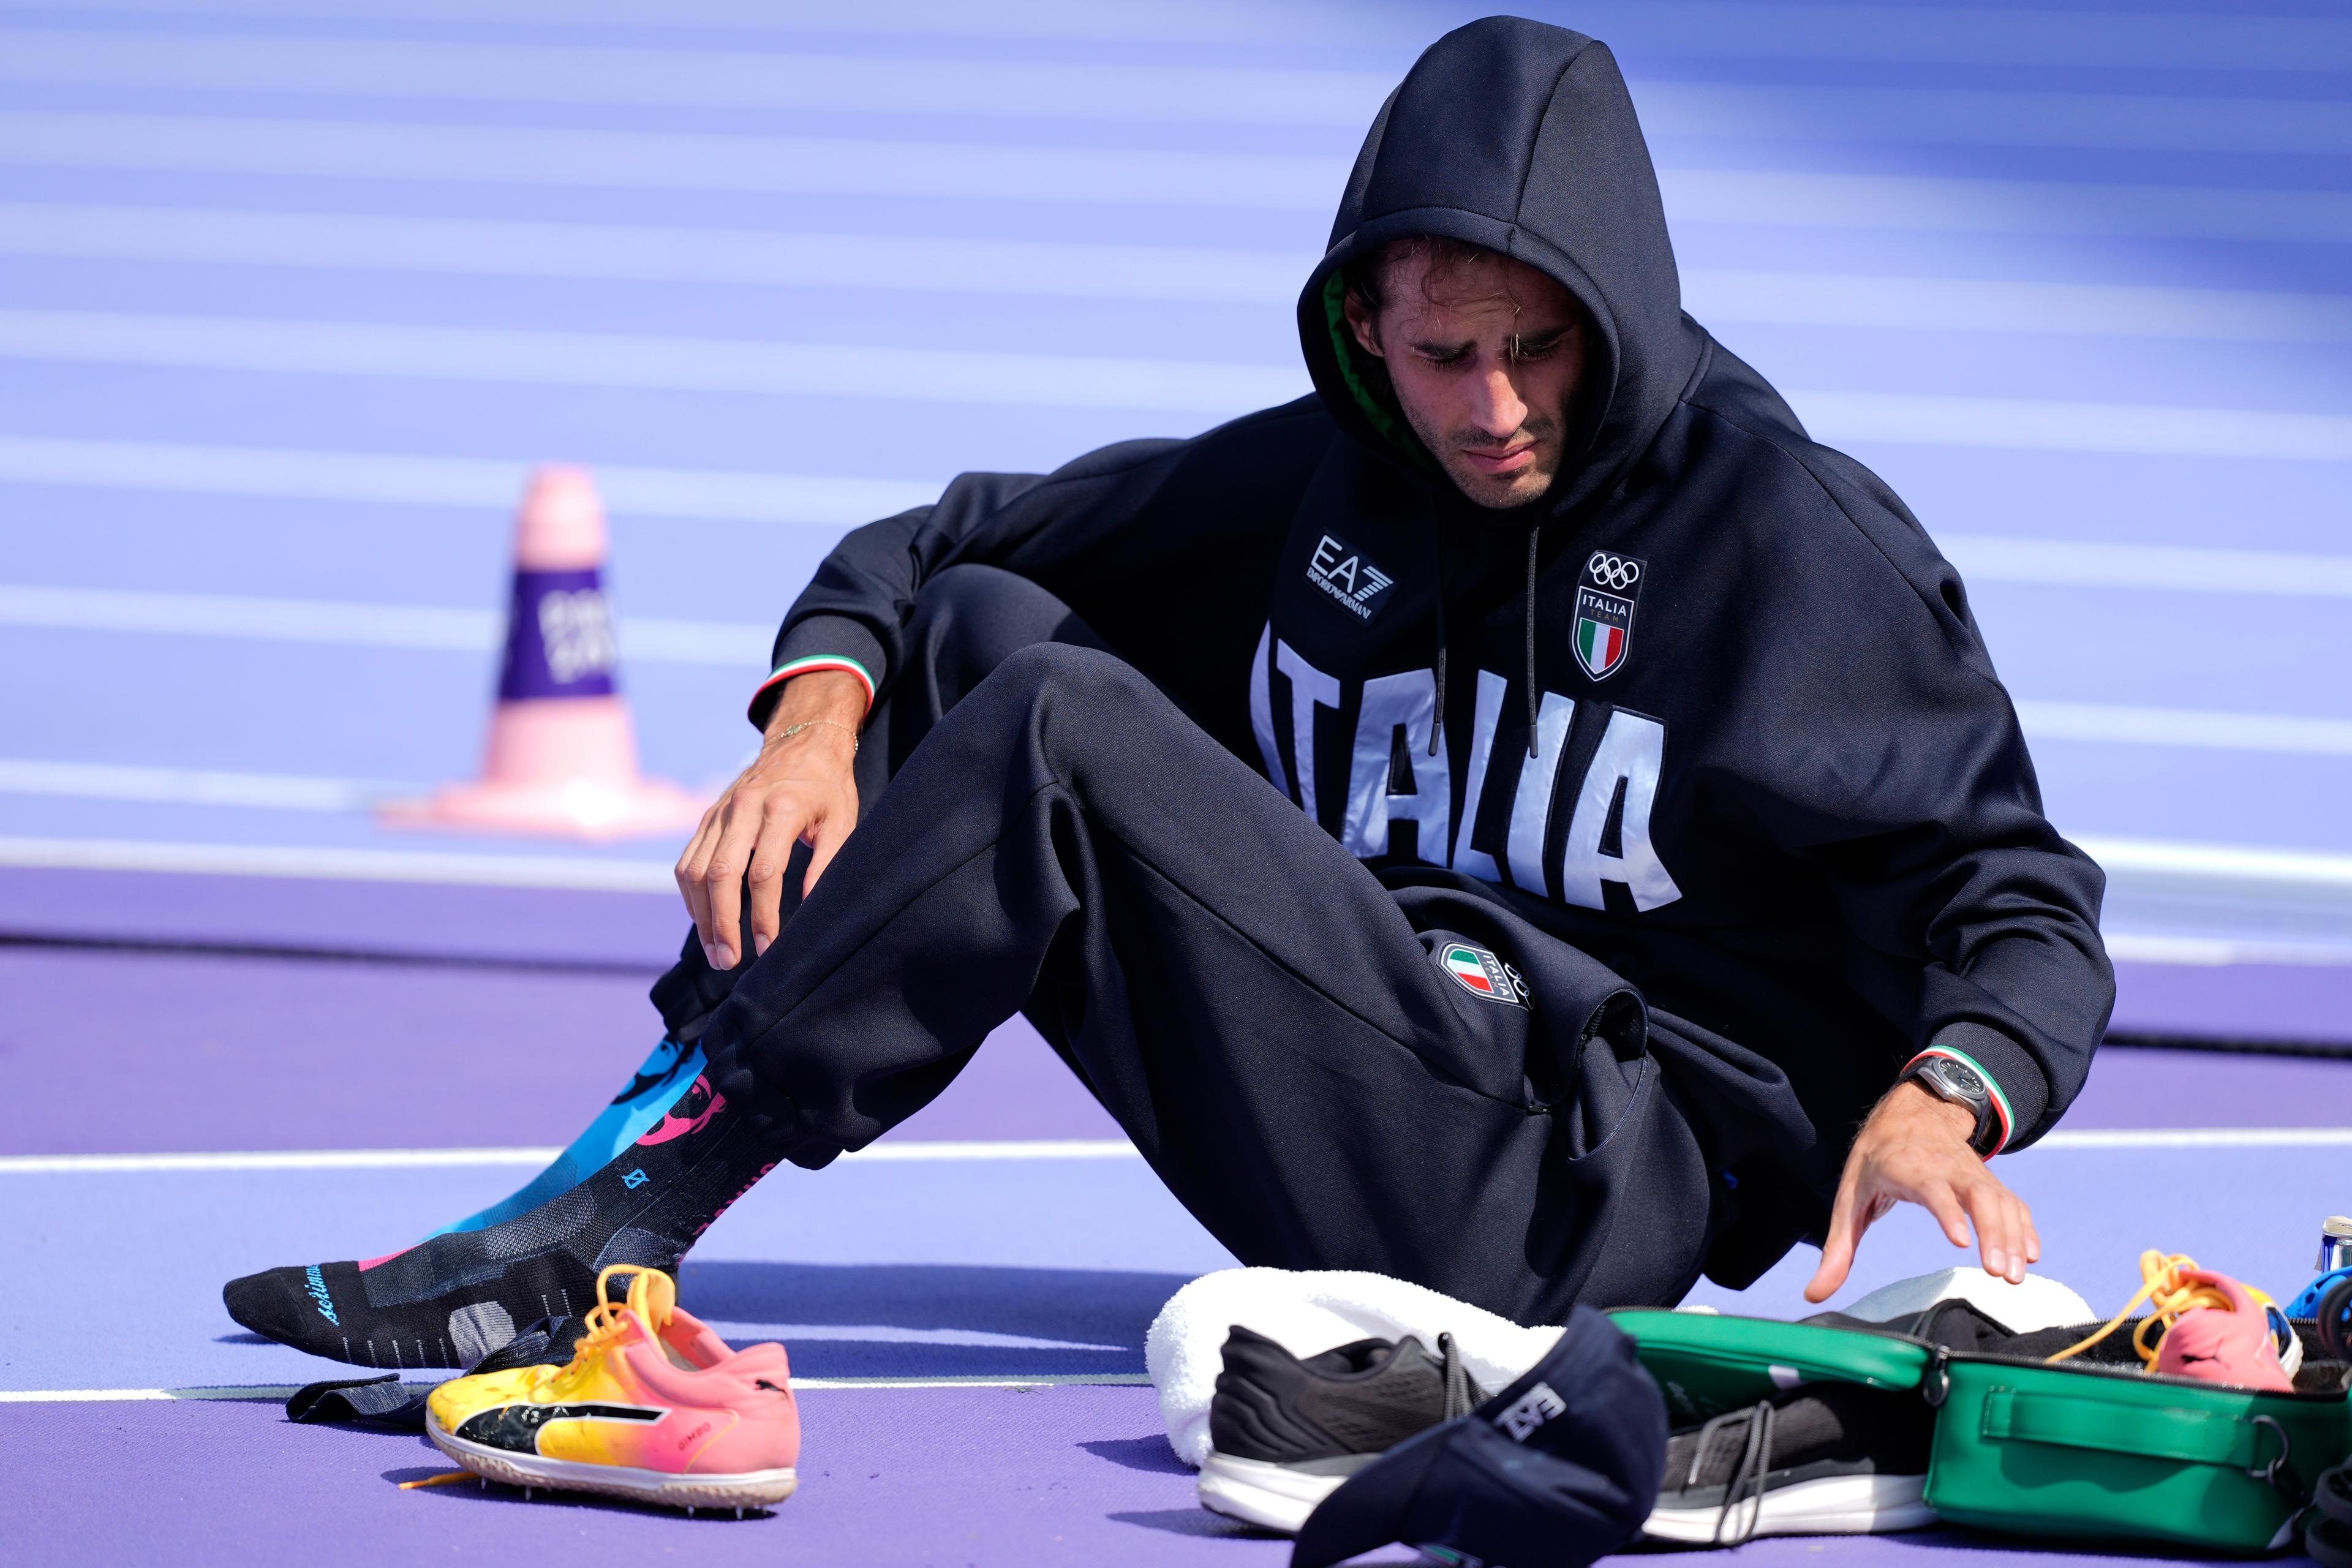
[1340,290,1385,360]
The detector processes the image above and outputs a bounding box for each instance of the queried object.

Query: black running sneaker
[1643,1381,1936,1544]
[1197,1324,1483,1533]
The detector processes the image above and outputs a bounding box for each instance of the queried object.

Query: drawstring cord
[1523,524,1545,756]
[1425,513,1547,761]
[1428,530,1450,756]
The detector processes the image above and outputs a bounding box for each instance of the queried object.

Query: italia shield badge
[1573,550,1645,681]
[1436,942,1526,1007]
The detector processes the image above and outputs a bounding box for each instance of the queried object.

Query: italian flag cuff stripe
[750,655,875,715]
[1906,1046,2014,1156]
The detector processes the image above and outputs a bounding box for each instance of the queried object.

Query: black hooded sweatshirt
[753,18,2113,1182]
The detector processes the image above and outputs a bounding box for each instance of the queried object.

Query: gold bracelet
[778,719,860,753]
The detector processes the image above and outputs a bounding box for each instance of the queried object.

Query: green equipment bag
[1611,1303,2352,1554]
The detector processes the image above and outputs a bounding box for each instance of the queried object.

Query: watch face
[1921,1058,1987,1104]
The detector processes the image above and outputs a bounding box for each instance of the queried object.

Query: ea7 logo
[1494,1381,1567,1442]
[1306,533,1396,622]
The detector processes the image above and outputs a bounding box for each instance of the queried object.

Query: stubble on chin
[1438,449,1557,510]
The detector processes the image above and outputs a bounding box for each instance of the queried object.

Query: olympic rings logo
[1586,552,1641,590]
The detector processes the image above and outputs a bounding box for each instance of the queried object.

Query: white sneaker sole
[1643,1472,1932,1541]
[1196,1450,1351,1534]
[427,1417,798,1510]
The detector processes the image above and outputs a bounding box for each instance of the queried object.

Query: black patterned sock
[224,1072,774,1368]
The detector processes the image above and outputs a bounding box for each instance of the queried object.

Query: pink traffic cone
[379,466,709,842]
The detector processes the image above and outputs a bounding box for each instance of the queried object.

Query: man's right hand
[675,669,867,971]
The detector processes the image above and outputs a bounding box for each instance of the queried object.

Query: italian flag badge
[1438,943,1525,1006]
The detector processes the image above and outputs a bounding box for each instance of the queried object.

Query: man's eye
[1415,348,1469,368]
[1512,336,1566,361]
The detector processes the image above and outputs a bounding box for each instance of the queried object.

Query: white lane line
[0,308,1308,415]
[723,1324,1127,1352]
[1686,270,2352,345]
[2,447,2346,598]
[2079,836,2352,890]
[1942,535,2352,598]
[1665,168,2352,246]
[4,310,2348,458]
[14,579,2352,755]
[2039,1128,2352,1150]
[2105,932,2352,968]
[0,112,1343,211]
[4,1131,2343,1177]
[6,826,2352,900]
[0,836,679,891]
[4,110,2346,239]
[0,204,1310,306]
[0,434,937,526]
[2020,703,2352,758]
[0,772,2342,964]
[0,31,1392,126]
[794,1373,1153,1390]
[0,1147,563,1174]
[0,759,388,812]
[0,584,771,666]
[1642,81,2352,157]
[9,825,2352,902]
[2,15,2340,116]
[0,1140,1143,1174]
[0,1374,1153,1404]
[1624,4,2351,72]
[6,205,2347,344]
[10,1,2345,69]
[1791,390,2352,463]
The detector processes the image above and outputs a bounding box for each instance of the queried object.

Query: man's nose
[1468,364,1529,438]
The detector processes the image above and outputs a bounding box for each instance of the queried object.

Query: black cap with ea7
[1290,1306,1667,1568]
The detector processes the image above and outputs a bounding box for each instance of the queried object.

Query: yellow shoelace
[2046,1250,2238,1368]
[529,1263,677,1392]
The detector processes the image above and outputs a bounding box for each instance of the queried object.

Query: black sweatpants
[655,567,1817,1325]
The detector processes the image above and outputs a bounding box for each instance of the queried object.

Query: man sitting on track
[228,17,2111,1368]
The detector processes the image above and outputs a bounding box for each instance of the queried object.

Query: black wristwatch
[1901,1054,2005,1158]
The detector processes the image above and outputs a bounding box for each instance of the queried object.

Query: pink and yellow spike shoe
[425,1263,799,1511]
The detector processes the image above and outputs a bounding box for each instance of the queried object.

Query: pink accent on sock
[635,1075,725,1147]
[356,1248,410,1271]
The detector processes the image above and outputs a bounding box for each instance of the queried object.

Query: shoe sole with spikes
[428,1417,798,1511]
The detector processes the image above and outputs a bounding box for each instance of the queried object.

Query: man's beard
[1414,409,1562,507]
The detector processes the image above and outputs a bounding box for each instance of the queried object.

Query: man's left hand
[1803,1080,2040,1304]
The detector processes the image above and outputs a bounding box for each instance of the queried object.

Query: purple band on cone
[499,567,619,701]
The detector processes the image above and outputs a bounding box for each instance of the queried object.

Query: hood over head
[1298,16,1703,523]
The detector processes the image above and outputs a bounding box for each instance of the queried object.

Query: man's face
[1343,248,1585,510]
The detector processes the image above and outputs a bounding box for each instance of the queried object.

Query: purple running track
[6,868,2351,1048]
[6,941,2347,1161]
[0,1390,2286,1568]
[0,944,1119,1156]
[9,943,2352,1161]
[0,865,684,968]
[2109,959,2352,1050]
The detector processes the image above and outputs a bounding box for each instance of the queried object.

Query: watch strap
[1902,1045,2013,1158]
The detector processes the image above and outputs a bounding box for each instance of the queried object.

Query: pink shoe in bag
[2153,1269,2294,1392]
[2049,1251,2296,1393]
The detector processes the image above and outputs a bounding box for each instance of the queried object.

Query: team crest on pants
[1437,943,1527,1008]
[1574,550,1644,680]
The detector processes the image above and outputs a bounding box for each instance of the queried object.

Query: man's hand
[1803,1079,2040,1304]
[674,669,865,971]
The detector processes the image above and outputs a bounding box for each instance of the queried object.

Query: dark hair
[1340,235,1505,320]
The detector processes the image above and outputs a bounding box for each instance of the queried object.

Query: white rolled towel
[1843,1267,2094,1335]
[1145,1267,1562,1468]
